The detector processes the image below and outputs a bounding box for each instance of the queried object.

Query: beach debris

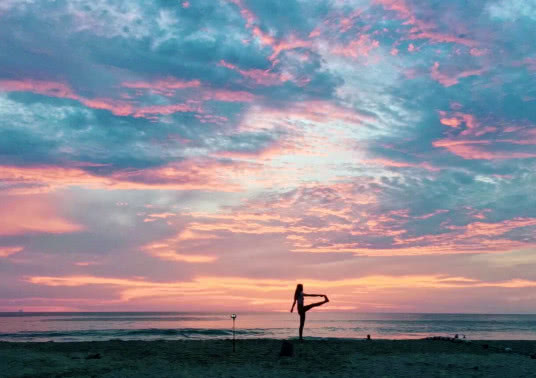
[530,353,536,359]
[483,344,489,349]
[85,353,102,360]
[279,341,294,357]
[505,347,512,353]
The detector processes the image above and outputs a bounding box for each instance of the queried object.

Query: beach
[1,339,535,377]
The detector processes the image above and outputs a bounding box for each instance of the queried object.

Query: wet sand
[1,339,535,377]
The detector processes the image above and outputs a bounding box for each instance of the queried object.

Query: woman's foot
[324,295,329,302]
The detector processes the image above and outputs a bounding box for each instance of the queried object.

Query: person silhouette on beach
[290,283,329,341]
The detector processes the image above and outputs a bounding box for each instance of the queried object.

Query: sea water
[1,312,536,342]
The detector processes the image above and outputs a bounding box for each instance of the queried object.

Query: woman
[290,283,329,341]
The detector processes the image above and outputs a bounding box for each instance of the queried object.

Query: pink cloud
[375,0,477,47]
[431,62,485,87]
[79,98,134,116]
[219,60,292,86]
[122,77,256,104]
[202,89,256,102]
[434,111,536,159]
[226,0,311,62]
[280,100,375,125]
[0,79,203,118]
[523,58,536,71]
[433,139,536,160]
[122,78,201,96]
[0,196,83,236]
[470,48,489,57]
[0,160,257,194]
[0,79,74,97]
[409,32,477,47]
[375,0,414,21]
[267,35,312,61]
[338,9,364,33]
[331,34,380,59]
[0,79,249,119]
[133,103,200,118]
[0,79,134,116]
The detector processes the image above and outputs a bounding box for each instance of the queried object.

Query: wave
[40,316,225,322]
[0,328,267,341]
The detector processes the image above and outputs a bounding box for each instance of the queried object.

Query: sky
[0,0,535,313]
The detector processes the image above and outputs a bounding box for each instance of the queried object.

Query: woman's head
[294,283,303,300]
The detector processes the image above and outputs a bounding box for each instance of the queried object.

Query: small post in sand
[231,314,237,352]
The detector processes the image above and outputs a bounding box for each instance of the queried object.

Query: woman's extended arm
[303,293,324,297]
[290,299,296,313]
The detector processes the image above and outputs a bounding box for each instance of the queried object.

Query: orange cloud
[439,117,461,128]
[363,158,440,171]
[0,246,23,257]
[142,229,220,263]
[25,274,536,310]
[146,249,217,263]
[146,212,176,219]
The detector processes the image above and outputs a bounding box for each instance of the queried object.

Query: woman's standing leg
[299,312,305,341]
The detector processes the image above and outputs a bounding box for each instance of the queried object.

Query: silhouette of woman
[290,283,329,341]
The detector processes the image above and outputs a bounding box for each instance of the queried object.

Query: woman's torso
[297,292,304,310]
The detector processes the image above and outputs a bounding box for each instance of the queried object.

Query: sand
[1,339,535,377]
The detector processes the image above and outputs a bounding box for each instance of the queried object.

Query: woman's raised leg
[303,296,329,313]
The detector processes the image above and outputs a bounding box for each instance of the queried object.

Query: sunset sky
[1,0,536,313]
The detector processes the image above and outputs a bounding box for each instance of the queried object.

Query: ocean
[1,312,536,342]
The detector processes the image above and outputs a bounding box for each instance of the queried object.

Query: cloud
[487,0,536,21]
[432,111,536,160]
[0,246,23,257]
[1,0,536,313]
[0,195,83,236]
[430,62,485,87]
[0,162,248,194]
[24,273,536,310]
